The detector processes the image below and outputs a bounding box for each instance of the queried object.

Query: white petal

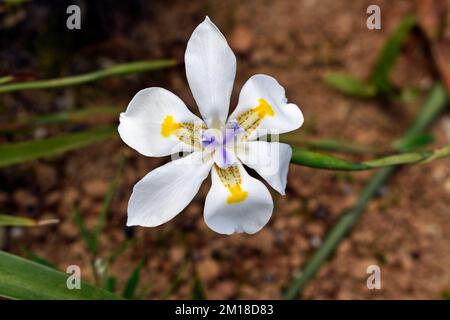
[118,87,203,157]
[127,152,212,227]
[204,163,273,235]
[236,141,292,195]
[185,17,236,128]
[229,74,304,140]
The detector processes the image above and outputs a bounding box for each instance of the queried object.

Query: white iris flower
[118,17,304,235]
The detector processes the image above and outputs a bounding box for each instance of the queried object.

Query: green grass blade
[0,214,58,227]
[122,260,144,299]
[291,148,370,170]
[393,85,446,152]
[391,133,434,151]
[290,144,449,171]
[0,250,123,299]
[191,272,206,300]
[0,214,43,227]
[0,127,116,168]
[103,276,117,293]
[0,107,122,133]
[324,73,377,98]
[33,106,122,126]
[106,238,137,265]
[71,207,96,254]
[402,84,448,139]
[100,238,137,290]
[371,15,416,93]
[0,60,177,93]
[363,151,431,167]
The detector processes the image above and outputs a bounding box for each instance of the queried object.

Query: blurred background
[1,0,450,299]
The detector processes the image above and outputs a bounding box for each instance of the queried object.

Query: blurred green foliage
[324,15,417,99]
[0,127,116,168]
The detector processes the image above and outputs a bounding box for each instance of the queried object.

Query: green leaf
[363,151,430,167]
[391,134,434,151]
[191,272,206,300]
[122,260,144,299]
[33,106,122,126]
[324,15,416,98]
[100,238,137,290]
[0,60,177,93]
[71,208,97,254]
[0,127,116,167]
[0,250,122,299]
[0,107,122,133]
[403,84,448,139]
[103,276,117,293]
[371,15,416,93]
[290,145,450,171]
[324,73,377,98]
[0,214,58,227]
[291,148,370,170]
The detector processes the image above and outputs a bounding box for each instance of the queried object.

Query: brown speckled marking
[215,165,248,204]
[236,98,274,141]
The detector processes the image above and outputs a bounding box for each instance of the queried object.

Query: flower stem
[283,83,447,299]
[0,59,177,93]
[291,84,449,170]
[290,145,450,171]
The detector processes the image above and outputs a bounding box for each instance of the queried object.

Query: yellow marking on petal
[254,98,275,117]
[215,165,248,204]
[226,184,248,204]
[161,115,181,138]
[236,98,275,141]
[161,116,207,148]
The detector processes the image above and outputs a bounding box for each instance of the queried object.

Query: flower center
[200,120,243,169]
